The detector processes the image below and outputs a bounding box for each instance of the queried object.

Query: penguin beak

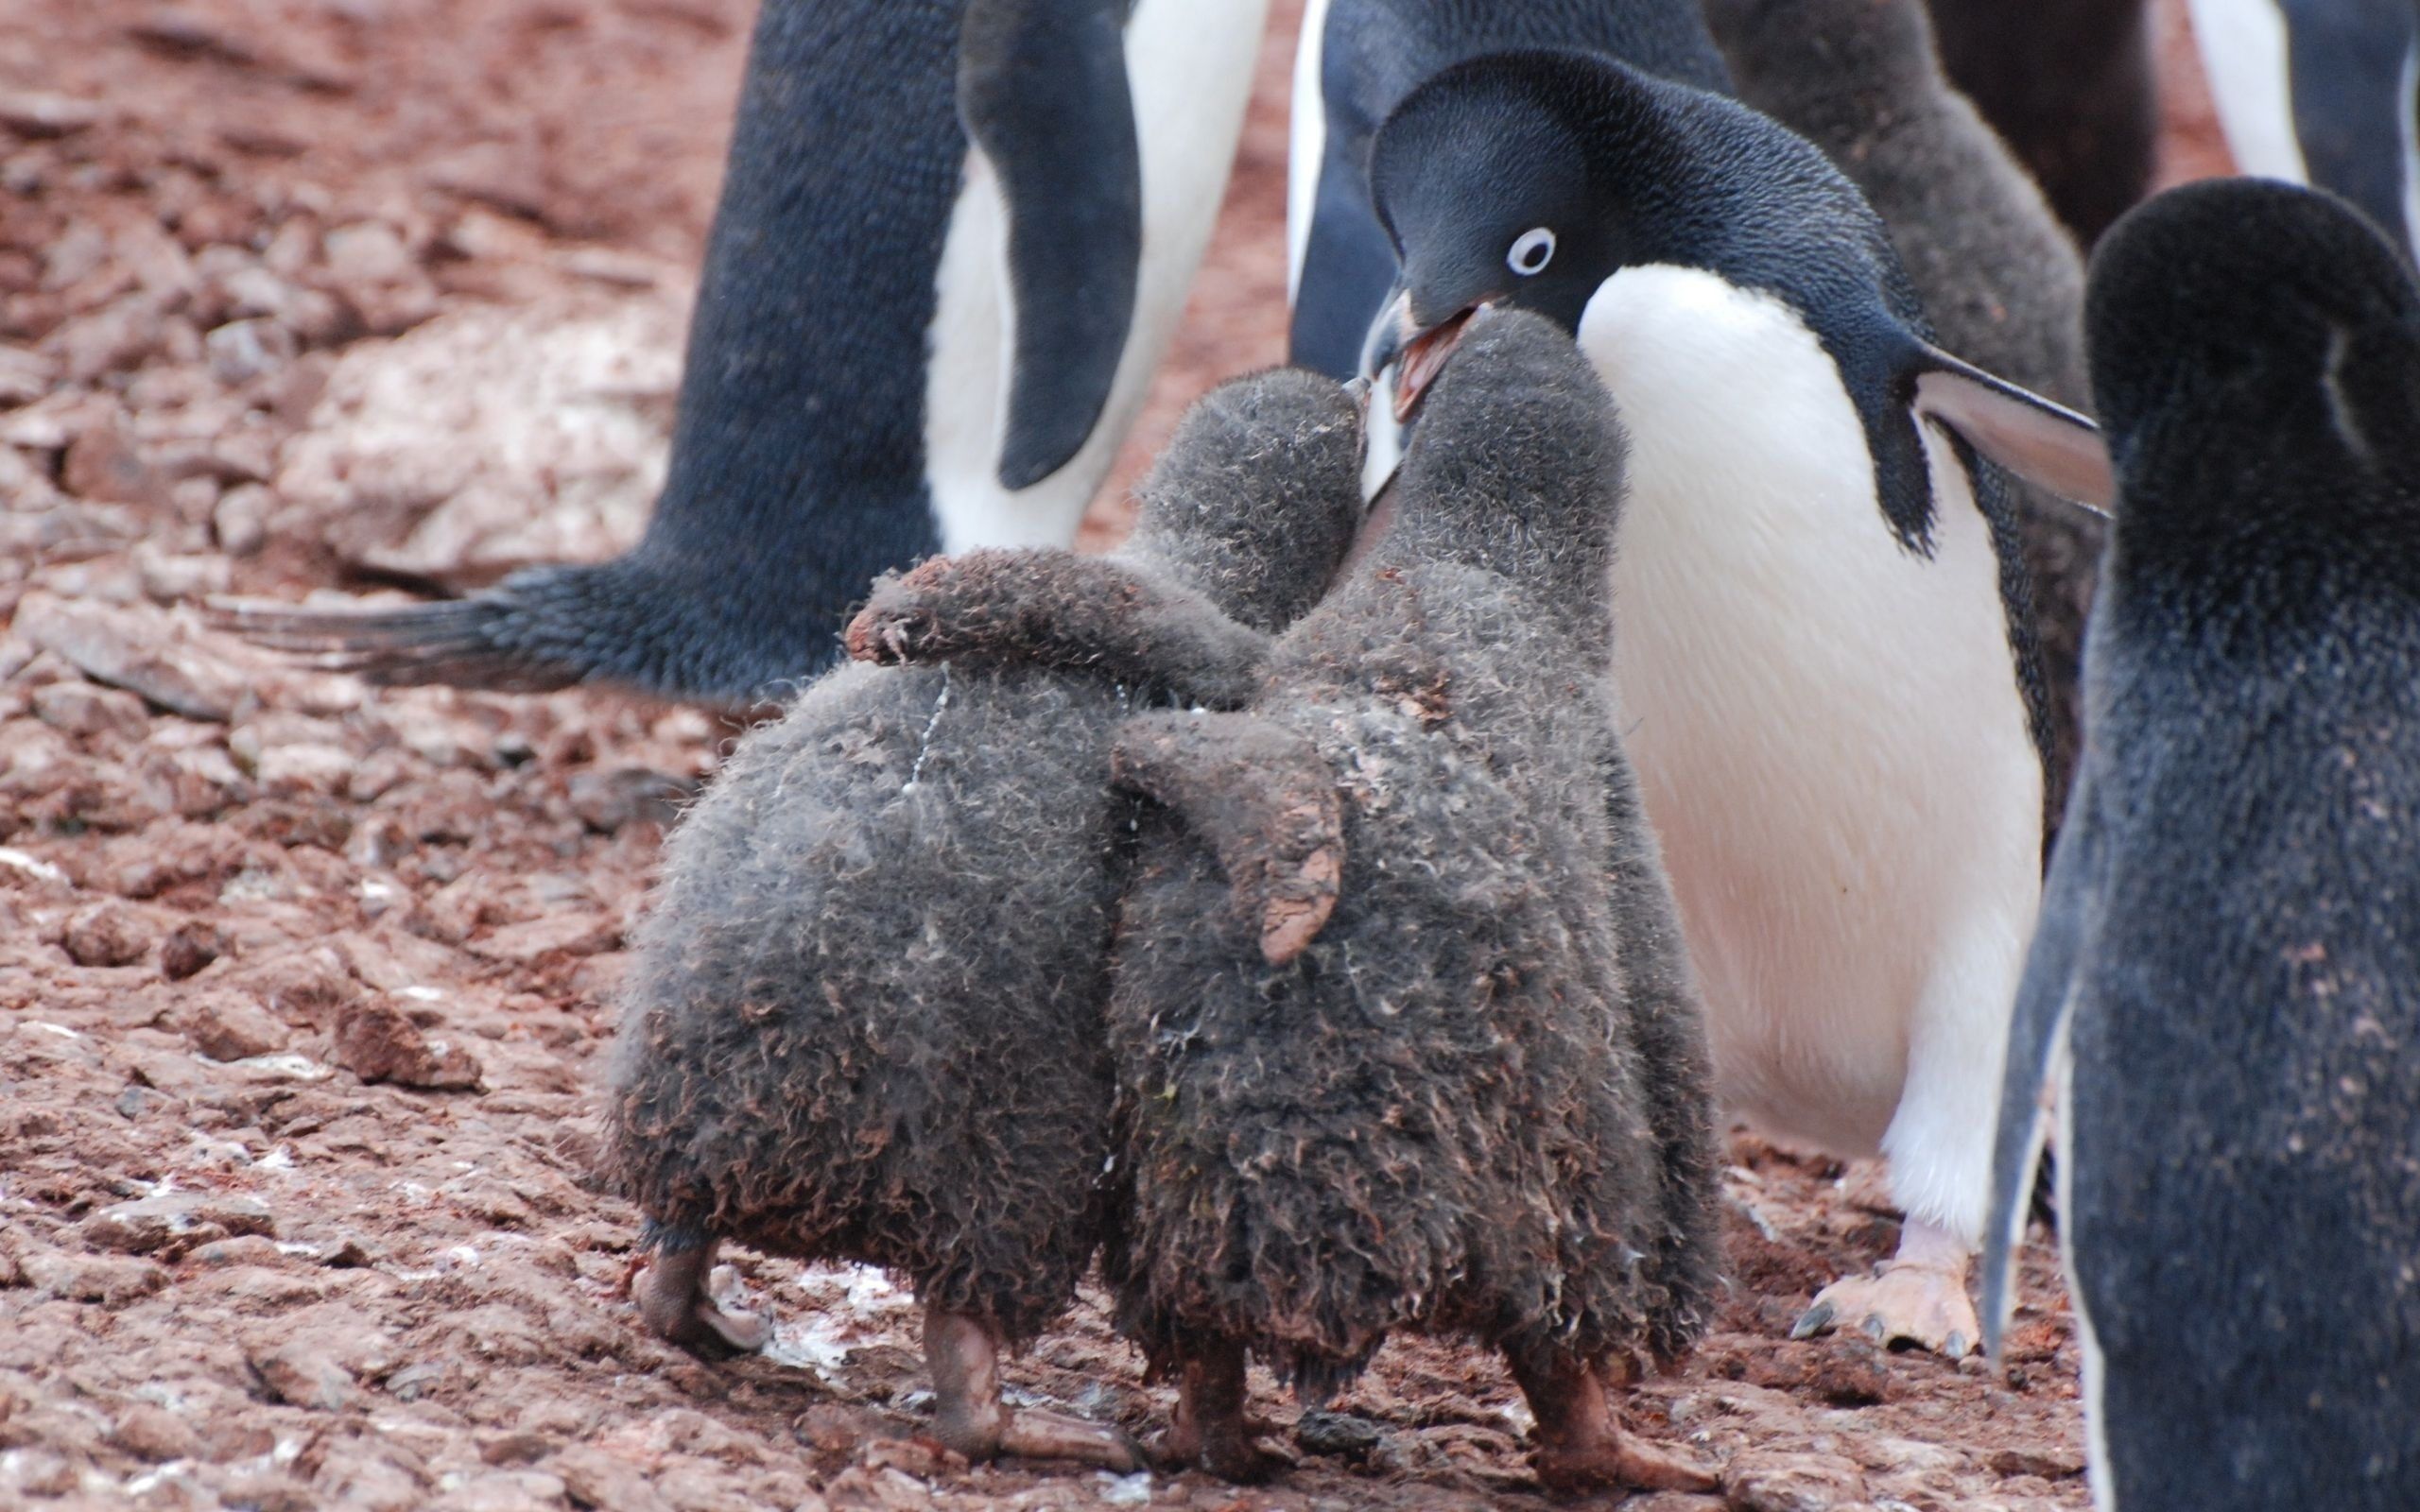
[1359,284,1480,424]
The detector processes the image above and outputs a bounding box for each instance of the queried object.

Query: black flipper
[959,0,1143,490]
[1110,711,1345,967]
[1981,769,2108,1358]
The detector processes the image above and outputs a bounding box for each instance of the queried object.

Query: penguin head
[1362,49,1857,418]
[2086,180,2420,500]
[1125,367,1370,632]
[1364,48,2116,522]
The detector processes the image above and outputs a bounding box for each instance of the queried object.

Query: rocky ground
[0,2,2233,1508]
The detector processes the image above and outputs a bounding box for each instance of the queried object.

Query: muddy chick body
[1115,312,1718,1495]
[861,311,1722,1493]
[602,368,1365,1469]
[1707,0,2100,799]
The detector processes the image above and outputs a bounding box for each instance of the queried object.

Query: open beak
[1358,286,1481,424]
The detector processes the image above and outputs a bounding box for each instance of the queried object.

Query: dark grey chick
[602,367,1365,1470]
[852,309,1722,1496]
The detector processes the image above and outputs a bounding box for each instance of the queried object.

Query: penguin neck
[1371,492,1617,654]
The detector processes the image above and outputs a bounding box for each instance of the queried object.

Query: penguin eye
[1507,227,1557,276]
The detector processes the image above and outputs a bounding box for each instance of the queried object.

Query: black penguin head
[2086,179,2420,500]
[1364,48,2116,540]
[1124,368,1369,632]
[1365,73,1609,352]
[1362,50,1902,421]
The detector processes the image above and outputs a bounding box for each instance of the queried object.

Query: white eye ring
[1507,227,1556,275]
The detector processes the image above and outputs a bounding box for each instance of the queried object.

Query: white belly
[1582,266,2044,1206]
[923,0,1271,553]
[1286,0,1334,302]
[2188,0,2310,183]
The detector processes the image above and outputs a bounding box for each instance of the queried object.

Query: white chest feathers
[1580,265,2043,1186]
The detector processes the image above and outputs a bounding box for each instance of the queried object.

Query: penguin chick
[1118,310,1720,1492]
[861,311,1724,1493]
[603,367,1365,1471]
[1924,0,2157,246]
[1985,179,2420,1512]
[1706,0,2104,797]
[1358,48,2116,1359]
[224,0,1269,704]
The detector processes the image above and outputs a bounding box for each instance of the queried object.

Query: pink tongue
[1392,310,1473,422]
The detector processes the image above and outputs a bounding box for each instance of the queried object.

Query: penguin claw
[1793,1259,1981,1357]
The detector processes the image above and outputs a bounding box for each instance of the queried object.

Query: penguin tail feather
[208,593,584,693]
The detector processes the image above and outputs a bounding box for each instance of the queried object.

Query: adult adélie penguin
[1361,49,2114,1356]
[2187,0,2420,261]
[228,0,1268,704]
[1286,0,1731,385]
[1985,180,2420,1510]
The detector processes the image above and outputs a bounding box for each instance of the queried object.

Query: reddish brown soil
[3,2,2243,1507]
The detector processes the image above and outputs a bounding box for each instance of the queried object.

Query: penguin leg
[1504,1348,1718,1495]
[1111,712,1344,965]
[1153,1334,1286,1484]
[1791,1220,1982,1358]
[923,1307,1143,1471]
[630,1235,771,1356]
[844,549,1273,708]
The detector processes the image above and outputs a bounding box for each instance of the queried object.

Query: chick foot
[631,1240,771,1356]
[925,1307,1143,1471]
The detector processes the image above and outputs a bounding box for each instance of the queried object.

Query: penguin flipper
[1913,352,2116,513]
[1980,770,2108,1360]
[845,548,1273,708]
[959,0,1142,491]
[1110,711,1344,967]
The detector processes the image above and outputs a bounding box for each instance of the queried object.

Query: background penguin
[1284,0,1732,383]
[604,367,1365,1469]
[2189,0,2420,260]
[1704,0,2103,804]
[1923,0,2158,246]
[228,0,1269,704]
[1361,49,2112,1356]
[856,310,1724,1496]
[1985,179,2420,1510]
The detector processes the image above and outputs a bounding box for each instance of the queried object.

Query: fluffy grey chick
[603,368,1365,1470]
[857,310,1722,1495]
[1705,0,2102,807]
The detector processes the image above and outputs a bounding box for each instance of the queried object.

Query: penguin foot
[995,1411,1147,1472]
[925,1307,1144,1471]
[1153,1337,1289,1484]
[631,1246,771,1356]
[1792,1255,1981,1358]
[1510,1351,1719,1495]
